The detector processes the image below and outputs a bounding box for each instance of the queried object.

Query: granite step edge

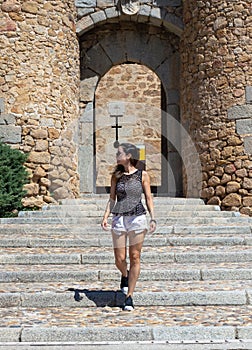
[1,249,252,264]
[1,325,252,343]
[1,268,252,282]
[0,290,250,308]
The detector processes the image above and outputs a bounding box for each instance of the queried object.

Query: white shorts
[112,214,148,235]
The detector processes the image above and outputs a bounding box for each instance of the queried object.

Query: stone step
[61,196,206,205]
[20,204,222,215]
[1,247,252,265]
[0,224,251,239]
[5,215,247,225]
[1,309,252,343]
[0,235,251,248]
[18,209,240,219]
[1,263,252,282]
[1,218,252,232]
[0,222,251,235]
[0,342,251,350]
[1,233,252,248]
[0,290,249,308]
[10,216,251,227]
[37,207,220,217]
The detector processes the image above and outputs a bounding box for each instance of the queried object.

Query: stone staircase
[1,195,252,348]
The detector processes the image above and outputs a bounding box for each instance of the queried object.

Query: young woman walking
[101,143,156,311]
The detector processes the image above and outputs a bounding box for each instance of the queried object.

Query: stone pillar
[181,0,252,213]
[0,0,80,207]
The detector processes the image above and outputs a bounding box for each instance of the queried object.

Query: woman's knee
[114,251,126,266]
[129,250,141,265]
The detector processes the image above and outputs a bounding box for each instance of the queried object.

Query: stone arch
[78,21,182,195]
[76,7,184,38]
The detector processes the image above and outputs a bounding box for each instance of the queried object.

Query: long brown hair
[113,143,139,179]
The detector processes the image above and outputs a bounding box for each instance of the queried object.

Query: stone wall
[181,0,252,214]
[95,63,161,187]
[0,0,80,207]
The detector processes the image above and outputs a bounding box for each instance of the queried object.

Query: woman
[101,143,156,311]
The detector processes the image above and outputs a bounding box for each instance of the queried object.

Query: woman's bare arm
[142,170,156,233]
[101,175,116,230]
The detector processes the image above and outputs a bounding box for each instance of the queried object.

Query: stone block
[202,268,252,280]
[84,43,112,76]
[79,144,94,192]
[99,31,127,65]
[228,105,252,120]
[0,125,21,143]
[138,4,151,19]
[104,6,119,19]
[236,118,252,135]
[176,251,252,264]
[0,98,5,113]
[134,291,246,306]
[53,187,70,200]
[0,270,98,283]
[0,293,21,307]
[156,60,180,98]
[0,328,21,342]
[90,10,106,24]
[163,12,184,36]
[80,76,98,102]
[80,104,94,125]
[244,136,252,154]
[41,118,54,127]
[28,151,50,164]
[150,8,163,26]
[21,291,112,308]
[174,225,251,235]
[237,326,252,339]
[22,326,153,342]
[21,2,39,14]
[97,0,115,8]
[0,17,16,32]
[3,253,81,265]
[77,8,95,18]
[167,89,180,105]
[76,15,94,36]
[30,128,48,139]
[141,35,171,70]
[246,86,252,104]
[153,326,235,341]
[0,113,16,125]
[140,269,200,281]
[75,0,96,7]
[243,177,252,190]
[153,0,181,5]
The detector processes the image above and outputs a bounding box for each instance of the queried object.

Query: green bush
[0,142,29,217]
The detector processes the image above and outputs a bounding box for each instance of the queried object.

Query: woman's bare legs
[127,230,146,297]
[112,231,128,277]
[112,230,146,299]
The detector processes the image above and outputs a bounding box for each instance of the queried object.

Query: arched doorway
[78,22,182,196]
[95,63,163,193]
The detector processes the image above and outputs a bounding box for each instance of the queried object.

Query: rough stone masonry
[0,0,252,214]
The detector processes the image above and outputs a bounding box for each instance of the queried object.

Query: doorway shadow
[68,288,125,307]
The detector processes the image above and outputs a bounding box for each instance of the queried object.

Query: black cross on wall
[111,115,122,148]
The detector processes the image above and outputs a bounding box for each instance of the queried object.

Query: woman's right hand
[101,218,111,231]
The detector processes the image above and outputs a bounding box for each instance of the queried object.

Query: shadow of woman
[68,288,125,307]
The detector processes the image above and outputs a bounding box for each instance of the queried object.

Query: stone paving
[1,197,252,345]
[1,304,252,328]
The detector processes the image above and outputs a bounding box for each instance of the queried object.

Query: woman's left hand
[149,220,157,233]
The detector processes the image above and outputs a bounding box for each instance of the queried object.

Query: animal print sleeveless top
[111,169,146,216]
